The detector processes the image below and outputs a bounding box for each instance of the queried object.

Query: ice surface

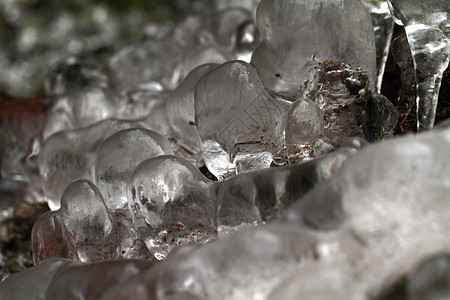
[44,57,110,96]
[407,253,450,300]
[286,98,324,161]
[0,259,78,300]
[38,119,142,209]
[42,87,122,139]
[391,32,417,105]
[31,211,72,264]
[45,259,155,300]
[213,147,358,234]
[312,61,370,146]
[251,0,377,98]
[143,63,218,165]
[127,155,214,260]
[100,224,318,300]
[95,128,173,209]
[268,264,365,300]
[387,0,450,130]
[282,125,450,296]
[59,180,115,262]
[361,0,395,92]
[195,60,290,178]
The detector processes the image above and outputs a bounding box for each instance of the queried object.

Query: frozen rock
[95,128,173,209]
[407,253,450,300]
[44,57,110,97]
[127,155,214,260]
[0,259,78,300]
[45,259,155,300]
[387,0,450,130]
[363,93,399,141]
[251,0,377,98]
[195,60,290,178]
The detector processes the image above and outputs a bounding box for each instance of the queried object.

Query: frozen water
[38,119,142,209]
[312,61,370,146]
[361,0,395,92]
[251,0,377,98]
[286,98,324,161]
[391,32,417,106]
[100,224,318,300]
[0,259,78,300]
[195,60,290,178]
[213,146,358,234]
[407,253,450,300]
[31,211,72,264]
[268,264,365,300]
[143,63,218,165]
[59,180,116,262]
[44,57,110,96]
[43,87,122,138]
[387,0,450,130]
[214,0,261,15]
[127,155,214,260]
[282,125,450,296]
[95,128,173,209]
[45,259,155,300]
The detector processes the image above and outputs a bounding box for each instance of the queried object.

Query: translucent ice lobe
[252,0,377,98]
[59,180,114,261]
[387,0,450,130]
[95,128,173,209]
[286,99,324,159]
[31,211,73,264]
[39,119,142,209]
[143,63,218,165]
[195,60,289,178]
[127,155,214,259]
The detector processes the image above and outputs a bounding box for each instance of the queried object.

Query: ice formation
[0,0,449,299]
[387,0,450,130]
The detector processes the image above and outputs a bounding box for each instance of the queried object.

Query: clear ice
[251,0,377,98]
[127,155,215,260]
[195,60,289,178]
[95,128,173,209]
[0,0,449,299]
[387,0,450,130]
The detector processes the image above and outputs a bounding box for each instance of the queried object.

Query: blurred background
[0,0,206,98]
